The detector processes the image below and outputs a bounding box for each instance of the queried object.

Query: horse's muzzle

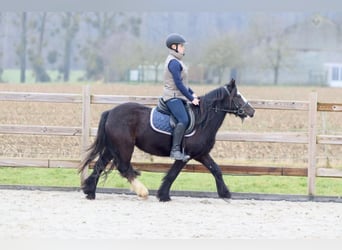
[245,103,255,118]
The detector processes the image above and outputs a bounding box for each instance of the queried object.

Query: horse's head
[224,79,255,120]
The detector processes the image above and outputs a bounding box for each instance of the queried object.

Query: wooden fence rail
[1,86,342,196]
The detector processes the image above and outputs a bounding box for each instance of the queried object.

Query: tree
[0,13,3,82]
[264,36,293,85]
[27,12,51,82]
[60,12,80,82]
[246,14,295,85]
[135,41,164,83]
[19,12,27,83]
[203,34,243,84]
[14,12,53,83]
[80,12,141,82]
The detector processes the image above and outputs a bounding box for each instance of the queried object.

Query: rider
[162,33,200,161]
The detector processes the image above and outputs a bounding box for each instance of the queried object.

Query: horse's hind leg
[129,170,149,199]
[82,149,113,200]
[110,132,149,199]
[116,161,149,199]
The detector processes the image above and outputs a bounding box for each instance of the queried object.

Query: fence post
[80,85,91,184]
[307,92,318,195]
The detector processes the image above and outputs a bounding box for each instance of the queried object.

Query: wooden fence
[1,86,342,195]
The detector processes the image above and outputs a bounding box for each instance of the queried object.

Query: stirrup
[170,150,190,162]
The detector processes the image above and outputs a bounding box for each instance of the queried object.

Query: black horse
[79,79,255,201]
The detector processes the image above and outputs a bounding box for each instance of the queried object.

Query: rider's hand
[192,97,200,106]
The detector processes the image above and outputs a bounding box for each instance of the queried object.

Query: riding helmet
[165,33,186,49]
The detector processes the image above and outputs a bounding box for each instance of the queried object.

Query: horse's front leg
[195,154,231,199]
[157,160,187,202]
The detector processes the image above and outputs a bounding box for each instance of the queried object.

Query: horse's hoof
[219,191,231,199]
[138,188,149,199]
[159,198,171,202]
[130,179,149,199]
[86,193,96,200]
[158,196,171,202]
[222,198,231,203]
[138,193,149,200]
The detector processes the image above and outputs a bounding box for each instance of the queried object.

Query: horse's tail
[78,110,110,174]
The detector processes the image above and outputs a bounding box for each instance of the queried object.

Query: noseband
[212,86,249,116]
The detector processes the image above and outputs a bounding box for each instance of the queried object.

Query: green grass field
[1,166,341,196]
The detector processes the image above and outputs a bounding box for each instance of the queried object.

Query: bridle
[212,86,249,116]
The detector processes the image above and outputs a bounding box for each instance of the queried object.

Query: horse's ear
[229,78,237,95]
[227,78,236,89]
[231,78,236,88]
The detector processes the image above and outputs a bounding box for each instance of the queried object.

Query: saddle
[150,97,196,137]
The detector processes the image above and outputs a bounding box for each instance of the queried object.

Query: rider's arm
[168,59,194,101]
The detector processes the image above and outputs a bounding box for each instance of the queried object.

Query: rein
[212,104,248,115]
[212,86,249,115]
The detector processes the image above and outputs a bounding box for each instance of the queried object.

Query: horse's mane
[194,86,228,128]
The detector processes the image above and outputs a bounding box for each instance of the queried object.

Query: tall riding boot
[170,123,190,162]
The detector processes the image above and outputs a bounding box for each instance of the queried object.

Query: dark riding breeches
[165,98,189,127]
